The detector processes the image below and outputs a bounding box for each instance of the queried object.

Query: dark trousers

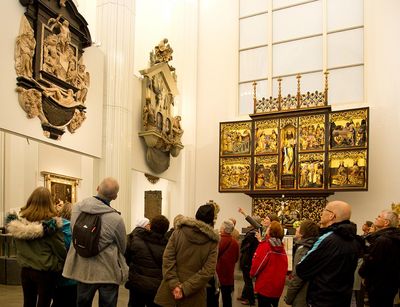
[220,285,233,307]
[206,286,219,307]
[21,267,58,307]
[77,282,119,307]
[257,294,279,307]
[241,269,255,304]
[52,284,77,307]
[128,289,160,307]
[368,287,398,307]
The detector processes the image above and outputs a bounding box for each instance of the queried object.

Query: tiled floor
[0,280,290,306]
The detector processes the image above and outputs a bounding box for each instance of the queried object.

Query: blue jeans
[77,282,119,307]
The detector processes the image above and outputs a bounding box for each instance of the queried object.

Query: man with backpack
[62,177,129,307]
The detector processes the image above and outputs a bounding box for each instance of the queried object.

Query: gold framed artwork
[298,153,325,189]
[329,108,368,150]
[218,105,369,193]
[220,121,252,156]
[219,157,251,191]
[254,155,278,190]
[299,114,325,152]
[328,150,367,189]
[41,171,80,207]
[254,119,279,155]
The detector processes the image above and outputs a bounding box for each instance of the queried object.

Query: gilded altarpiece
[218,75,369,225]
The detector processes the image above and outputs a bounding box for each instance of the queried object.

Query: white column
[95,0,135,226]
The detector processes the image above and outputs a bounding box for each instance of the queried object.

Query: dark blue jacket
[296,220,362,307]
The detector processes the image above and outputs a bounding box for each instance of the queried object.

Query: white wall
[195,0,400,233]
[332,0,400,230]
[0,1,104,158]
[196,0,253,232]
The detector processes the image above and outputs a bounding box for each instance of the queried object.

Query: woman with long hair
[7,187,67,307]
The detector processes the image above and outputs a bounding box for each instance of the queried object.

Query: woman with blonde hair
[7,187,66,307]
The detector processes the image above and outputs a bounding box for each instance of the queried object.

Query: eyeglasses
[323,208,336,217]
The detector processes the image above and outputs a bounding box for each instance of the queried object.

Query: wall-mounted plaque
[219,157,251,192]
[16,0,92,139]
[220,121,252,156]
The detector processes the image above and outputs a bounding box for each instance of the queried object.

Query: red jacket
[216,233,239,285]
[250,238,288,298]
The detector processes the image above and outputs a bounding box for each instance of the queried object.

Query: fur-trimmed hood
[6,216,63,240]
[177,217,219,244]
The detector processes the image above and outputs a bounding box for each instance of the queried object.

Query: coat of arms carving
[15,0,92,139]
[139,39,184,173]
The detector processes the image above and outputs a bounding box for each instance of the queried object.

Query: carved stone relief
[15,1,92,140]
[139,39,184,173]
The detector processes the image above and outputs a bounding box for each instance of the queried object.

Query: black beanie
[195,204,215,226]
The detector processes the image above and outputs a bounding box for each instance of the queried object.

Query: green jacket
[154,217,219,307]
[6,216,66,272]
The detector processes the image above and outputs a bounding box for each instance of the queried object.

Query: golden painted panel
[298,153,325,189]
[329,150,367,189]
[219,157,251,191]
[254,156,278,190]
[220,122,252,156]
[299,114,325,152]
[280,117,298,189]
[254,119,279,155]
[329,109,368,150]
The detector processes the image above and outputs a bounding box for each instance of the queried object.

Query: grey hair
[221,220,234,234]
[97,177,119,201]
[382,210,399,227]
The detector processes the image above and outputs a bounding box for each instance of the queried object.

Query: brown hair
[20,187,57,222]
[299,220,319,238]
[59,202,72,220]
[269,221,284,240]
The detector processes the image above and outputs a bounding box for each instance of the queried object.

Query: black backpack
[72,212,103,258]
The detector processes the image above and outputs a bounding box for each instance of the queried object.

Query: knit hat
[195,204,215,226]
[136,217,150,228]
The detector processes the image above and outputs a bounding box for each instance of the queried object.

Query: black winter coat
[125,227,168,295]
[296,220,362,307]
[359,227,400,293]
[239,228,259,271]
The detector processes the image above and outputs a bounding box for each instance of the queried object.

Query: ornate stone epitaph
[138,39,184,173]
[15,0,92,139]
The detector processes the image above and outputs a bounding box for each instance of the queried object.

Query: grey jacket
[62,196,129,284]
[154,217,219,307]
[285,237,317,307]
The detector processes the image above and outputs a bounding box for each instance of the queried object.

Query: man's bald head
[97,177,119,201]
[320,200,352,228]
[328,201,352,222]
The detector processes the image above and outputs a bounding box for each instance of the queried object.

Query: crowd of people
[5,177,400,307]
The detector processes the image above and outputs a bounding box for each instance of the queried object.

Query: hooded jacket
[6,215,66,272]
[125,227,168,294]
[285,236,317,306]
[359,227,400,293]
[62,196,129,284]
[154,217,219,307]
[250,237,288,298]
[296,220,362,307]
